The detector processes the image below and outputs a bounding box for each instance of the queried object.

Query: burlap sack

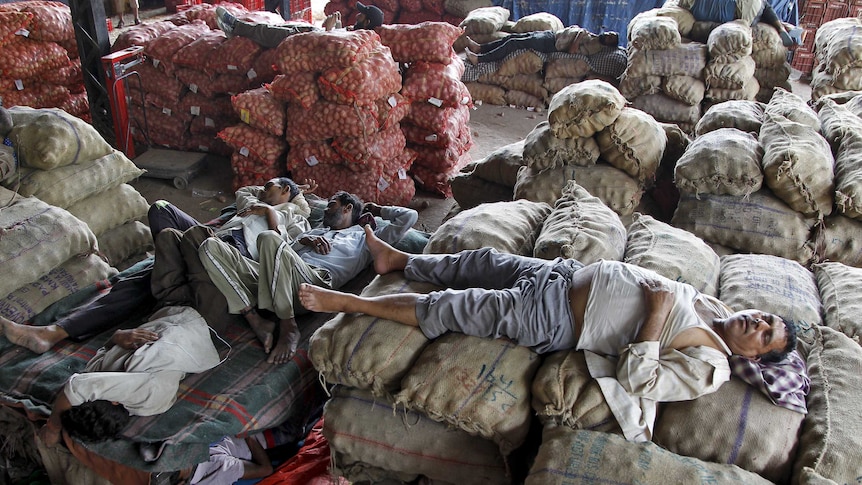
[653,378,804,484]
[631,93,701,124]
[624,213,720,295]
[754,63,791,88]
[96,220,154,268]
[450,173,512,209]
[547,80,626,139]
[752,22,784,59]
[695,99,764,136]
[628,13,681,51]
[543,77,582,94]
[814,17,862,75]
[464,82,506,105]
[818,214,862,267]
[817,99,862,219]
[531,350,620,433]
[704,56,756,90]
[653,5,695,36]
[619,73,662,98]
[444,0,493,18]
[533,181,626,264]
[0,254,116,323]
[793,325,862,484]
[459,6,510,35]
[625,43,708,78]
[504,89,545,109]
[523,121,599,171]
[466,140,524,187]
[663,74,705,105]
[526,426,773,485]
[544,57,592,79]
[810,69,846,102]
[572,164,644,216]
[814,261,862,344]
[15,151,145,208]
[707,20,753,62]
[425,199,551,255]
[841,92,862,115]
[309,273,434,396]
[674,128,763,196]
[330,453,419,485]
[494,73,547,100]
[705,76,760,102]
[826,67,862,91]
[511,12,563,33]
[395,333,541,455]
[759,113,835,217]
[7,107,113,171]
[324,387,508,485]
[514,164,578,206]
[689,20,720,43]
[671,191,816,264]
[65,184,149,237]
[660,121,691,167]
[752,46,788,69]
[718,253,822,326]
[0,197,98,298]
[765,87,820,130]
[595,107,666,182]
[497,50,544,76]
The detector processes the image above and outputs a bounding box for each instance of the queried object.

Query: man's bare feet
[242,308,275,354]
[0,317,67,354]
[268,317,300,365]
[363,225,408,275]
[465,36,482,53]
[298,283,353,314]
[464,48,479,65]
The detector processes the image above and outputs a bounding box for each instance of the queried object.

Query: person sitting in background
[214,2,384,49]
[683,0,800,46]
[463,28,619,65]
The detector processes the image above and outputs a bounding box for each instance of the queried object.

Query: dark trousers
[477,31,557,62]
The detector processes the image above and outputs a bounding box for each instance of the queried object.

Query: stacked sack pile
[622,6,707,133]
[700,19,760,111]
[751,23,791,102]
[0,1,88,121]
[807,17,862,102]
[278,29,414,205]
[379,22,473,197]
[323,0,467,27]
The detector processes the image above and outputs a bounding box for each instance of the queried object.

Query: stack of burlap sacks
[0,107,152,324]
[807,17,862,102]
[309,185,862,483]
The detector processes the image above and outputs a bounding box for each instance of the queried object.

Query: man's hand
[238,204,272,217]
[300,235,331,254]
[298,178,318,194]
[362,202,382,217]
[39,421,62,447]
[111,328,160,350]
[635,278,674,343]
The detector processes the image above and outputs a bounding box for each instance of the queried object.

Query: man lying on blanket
[40,306,221,447]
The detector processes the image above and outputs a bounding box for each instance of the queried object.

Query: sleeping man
[298,227,799,441]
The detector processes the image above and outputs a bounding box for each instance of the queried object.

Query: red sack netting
[372,0,399,12]
[318,46,402,105]
[268,72,320,109]
[275,29,380,74]
[376,22,462,64]
[129,102,191,141]
[231,151,283,191]
[397,10,444,24]
[59,91,89,117]
[174,68,216,98]
[42,59,83,87]
[410,150,471,197]
[375,93,411,131]
[16,1,73,43]
[402,104,470,148]
[219,123,289,165]
[175,68,254,97]
[190,113,237,135]
[323,0,348,16]
[250,48,281,85]
[144,20,210,67]
[406,102,468,131]
[133,124,189,148]
[421,0,446,16]
[286,140,343,171]
[400,0,422,13]
[186,132,232,156]
[207,36,263,75]
[401,61,472,108]
[232,86,287,137]
[0,37,69,80]
[332,124,407,172]
[0,11,33,47]
[127,61,186,103]
[211,73,255,96]
[171,30,227,70]
[180,92,235,119]
[141,92,193,124]
[112,21,176,52]
[0,82,69,108]
[184,2,247,30]
[285,100,379,143]
[410,130,472,172]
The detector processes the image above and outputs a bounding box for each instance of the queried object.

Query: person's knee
[256,230,283,252]
[154,227,182,247]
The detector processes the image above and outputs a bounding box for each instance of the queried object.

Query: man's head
[712,310,798,362]
[260,177,300,206]
[354,2,384,30]
[60,400,132,443]
[322,191,362,229]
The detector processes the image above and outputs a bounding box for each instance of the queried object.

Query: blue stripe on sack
[728,385,754,464]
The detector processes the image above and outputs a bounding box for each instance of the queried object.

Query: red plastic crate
[238,0,264,11]
[289,0,312,22]
[823,1,850,22]
[800,1,827,23]
[850,3,862,16]
[791,51,817,74]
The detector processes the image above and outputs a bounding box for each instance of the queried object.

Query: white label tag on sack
[461,96,470,105]
[247,68,257,79]
[306,156,319,166]
[239,147,250,157]
[397,168,407,180]
[425,134,438,142]
[199,145,208,151]
[153,59,160,68]
[162,107,172,116]
[205,117,215,127]
[14,79,24,90]
[228,64,238,71]
[189,83,199,93]
[388,95,397,107]
[428,97,443,108]
[15,28,29,37]
[190,106,201,116]
[377,176,390,192]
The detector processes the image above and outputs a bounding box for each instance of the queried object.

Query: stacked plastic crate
[791,0,850,74]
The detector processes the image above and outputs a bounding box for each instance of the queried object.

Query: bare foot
[243,309,275,353]
[465,36,481,53]
[298,283,354,313]
[464,48,479,65]
[0,317,66,354]
[363,225,408,275]
[268,317,300,364]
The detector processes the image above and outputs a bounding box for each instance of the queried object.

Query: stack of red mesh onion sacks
[324,0,463,26]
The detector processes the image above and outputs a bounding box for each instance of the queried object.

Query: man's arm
[366,203,418,245]
[235,186,263,211]
[240,436,274,479]
[40,390,73,446]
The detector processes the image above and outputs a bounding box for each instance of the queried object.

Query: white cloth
[64,306,221,416]
[190,435,253,485]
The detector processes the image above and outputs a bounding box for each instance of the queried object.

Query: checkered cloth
[729,349,810,414]
[460,48,628,83]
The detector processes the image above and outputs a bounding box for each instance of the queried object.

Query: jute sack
[754,63,791,89]
[425,199,551,255]
[395,333,542,455]
[96,220,153,268]
[818,214,862,267]
[547,79,626,139]
[444,0,493,18]
[793,325,862,484]
[810,69,846,102]
[765,87,820,130]
[628,13,681,51]
[465,140,524,187]
[450,172,513,209]
[523,121,599,171]
[631,93,701,124]
[660,121,691,166]
[497,73,547,100]
[514,164,578,206]
[842,92,862,115]
[718,253,822,326]
[497,49,544,76]
[309,273,434,397]
[653,5,696,36]
[330,453,419,485]
[0,254,116,323]
[531,350,621,433]
[464,82,506,105]
[459,6,510,35]
[814,17,862,75]
[618,73,662,98]
[65,184,149,237]
[689,20,720,43]
[671,191,817,264]
[544,57,592,79]
[705,75,760,102]
[571,164,643,216]
[324,386,508,485]
[695,99,764,136]
[827,67,862,90]
[504,89,545,109]
[595,107,666,182]
[815,261,862,343]
[533,181,626,264]
[511,12,563,32]
[704,56,756,90]
[526,426,773,485]
[817,99,862,219]
[752,46,788,69]
[751,23,785,68]
[625,43,708,78]
[7,107,113,170]
[624,213,721,295]
[15,150,145,208]
[543,77,582,94]
[663,74,706,105]
[759,113,835,217]
[674,127,763,196]
[653,378,804,484]
[0,197,98,298]
[707,19,753,62]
